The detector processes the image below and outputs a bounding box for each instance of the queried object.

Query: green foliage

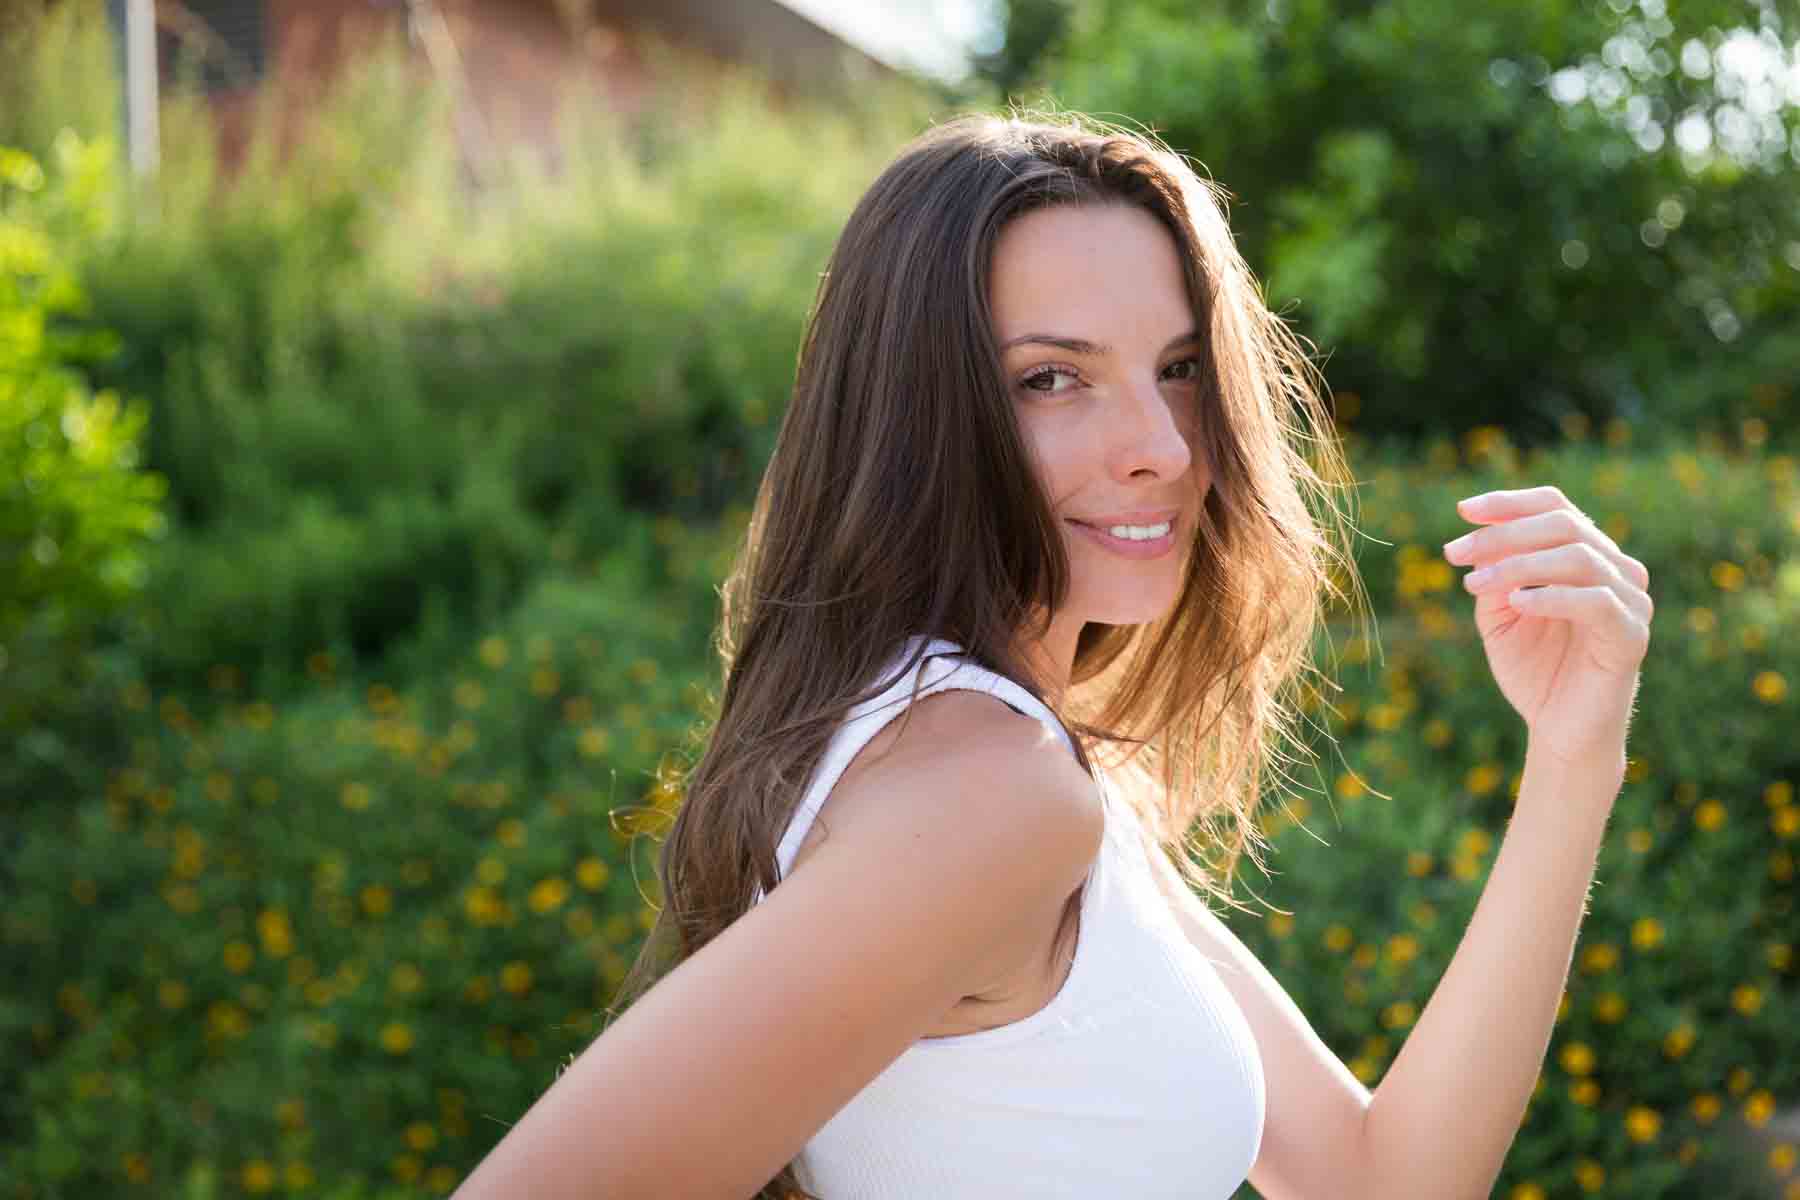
[2,524,729,1198]
[0,133,166,741]
[986,0,1800,447]
[0,1,119,162]
[62,36,915,691]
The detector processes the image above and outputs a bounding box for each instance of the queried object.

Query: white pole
[124,0,159,177]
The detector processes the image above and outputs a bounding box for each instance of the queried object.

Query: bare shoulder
[826,686,1104,887]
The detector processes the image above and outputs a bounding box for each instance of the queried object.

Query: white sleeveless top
[748,635,1266,1198]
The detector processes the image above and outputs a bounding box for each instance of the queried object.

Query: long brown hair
[604,106,1368,1200]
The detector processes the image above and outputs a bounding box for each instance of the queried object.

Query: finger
[1465,542,1653,624]
[1457,485,1570,522]
[1507,584,1652,655]
[1450,498,1650,592]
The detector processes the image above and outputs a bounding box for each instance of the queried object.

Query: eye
[1160,357,1202,382]
[1017,363,1082,395]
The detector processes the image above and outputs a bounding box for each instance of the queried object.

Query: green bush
[0,132,166,752]
[62,36,921,691]
[3,522,730,1198]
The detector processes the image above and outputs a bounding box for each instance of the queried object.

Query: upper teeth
[1103,521,1171,540]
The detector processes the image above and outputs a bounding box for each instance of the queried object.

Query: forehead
[988,202,1193,342]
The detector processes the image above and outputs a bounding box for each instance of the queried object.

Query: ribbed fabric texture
[748,636,1266,1198]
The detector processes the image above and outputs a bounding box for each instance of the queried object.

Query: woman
[456,110,1651,1199]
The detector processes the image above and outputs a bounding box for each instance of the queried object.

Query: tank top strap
[753,635,1088,903]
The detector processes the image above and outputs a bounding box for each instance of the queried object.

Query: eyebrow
[999,330,1203,356]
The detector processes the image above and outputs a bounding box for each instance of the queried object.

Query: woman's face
[990,201,1207,644]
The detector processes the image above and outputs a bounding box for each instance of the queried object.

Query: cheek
[1019,418,1086,509]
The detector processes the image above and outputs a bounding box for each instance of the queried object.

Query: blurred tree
[0,133,165,745]
[978,0,1800,447]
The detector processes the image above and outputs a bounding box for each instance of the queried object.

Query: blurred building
[139,0,901,172]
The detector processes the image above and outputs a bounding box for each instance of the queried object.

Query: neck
[1015,611,1084,711]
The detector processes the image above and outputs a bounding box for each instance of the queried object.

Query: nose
[1107,374,1192,483]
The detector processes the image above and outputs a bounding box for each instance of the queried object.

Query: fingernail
[1466,566,1493,586]
[1444,534,1474,558]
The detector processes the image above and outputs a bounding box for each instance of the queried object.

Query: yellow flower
[389,963,424,996]
[1509,1184,1546,1200]
[1753,670,1787,704]
[341,781,373,811]
[405,1121,438,1151]
[1405,851,1434,877]
[1691,1092,1721,1123]
[576,857,610,890]
[1323,924,1354,953]
[1768,943,1793,971]
[1380,1001,1417,1030]
[391,1153,422,1183]
[241,1160,276,1193]
[1557,1041,1595,1076]
[1732,984,1763,1016]
[1385,934,1418,965]
[1352,943,1379,969]
[1465,763,1503,797]
[1569,1079,1600,1107]
[1348,1055,1380,1084]
[1625,828,1653,853]
[256,910,294,958]
[1768,1142,1796,1174]
[479,636,509,669]
[1768,781,1795,809]
[1728,1066,1754,1095]
[1746,1089,1776,1127]
[425,1165,460,1193]
[497,818,527,848]
[500,961,534,997]
[1574,1158,1605,1192]
[360,884,393,917]
[476,857,507,886]
[1459,826,1494,855]
[1624,1105,1661,1143]
[1774,807,1800,839]
[223,941,255,974]
[1579,942,1619,973]
[1630,917,1664,950]
[1662,1024,1695,1059]
[1592,991,1628,1024]
[1268,912,1295,938]
[529,877,569,915]
[1695,799,1726,831]
[380,1022,414,1054]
